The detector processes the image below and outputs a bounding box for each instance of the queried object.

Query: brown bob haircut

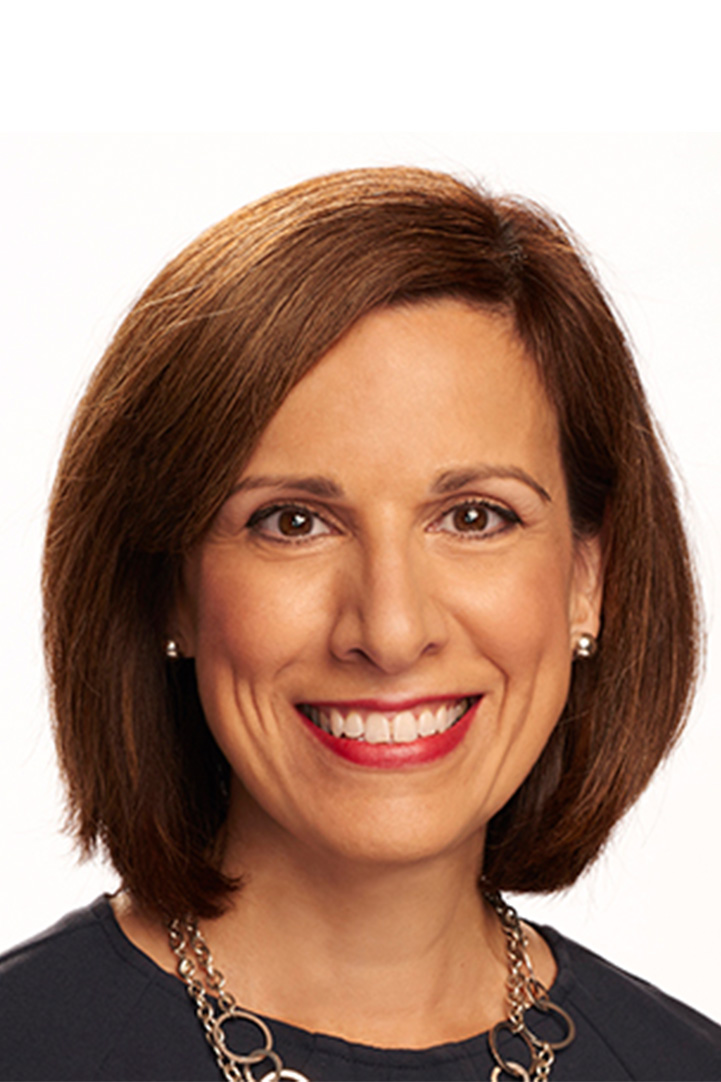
[44,166,699,919]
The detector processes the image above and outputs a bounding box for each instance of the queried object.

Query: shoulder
[541,924,721,1081]
[0,896,216,1081]
[0,896,143,1014]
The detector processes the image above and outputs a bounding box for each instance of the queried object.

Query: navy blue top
[2,896,721,1081]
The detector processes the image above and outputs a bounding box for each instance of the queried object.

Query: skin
[115,298,603,1048]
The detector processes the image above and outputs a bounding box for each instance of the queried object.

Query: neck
[201,795,508,1048]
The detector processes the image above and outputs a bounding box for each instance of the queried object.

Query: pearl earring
[573,633,597,660]
[165,639,181,660]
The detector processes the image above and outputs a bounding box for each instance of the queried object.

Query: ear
[569,533,604,644]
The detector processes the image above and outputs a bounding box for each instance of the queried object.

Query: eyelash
[246,499,521,544]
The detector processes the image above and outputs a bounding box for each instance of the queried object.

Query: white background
[1,133,719,1024]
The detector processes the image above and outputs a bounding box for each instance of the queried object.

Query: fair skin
[115,299,602,1048]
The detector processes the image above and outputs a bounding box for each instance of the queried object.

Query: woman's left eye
[432,501,520,538]
[246,504,334,541]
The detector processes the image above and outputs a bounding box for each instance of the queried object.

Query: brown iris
[452,504,489,532]
[277,508,314,536]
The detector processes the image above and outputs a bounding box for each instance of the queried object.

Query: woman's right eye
[246,504,334,542]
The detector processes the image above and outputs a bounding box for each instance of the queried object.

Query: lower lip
[297,700,480,768]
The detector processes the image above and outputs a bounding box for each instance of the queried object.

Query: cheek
[189,554,333,682]
[457,556,576,817]
[460,547,574,661]
[454,546,576,786]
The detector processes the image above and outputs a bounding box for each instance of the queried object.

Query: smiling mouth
[297,697,479,745]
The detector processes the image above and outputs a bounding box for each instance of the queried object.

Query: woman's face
[177,300,602,869]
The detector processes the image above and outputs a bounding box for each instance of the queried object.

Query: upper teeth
[300,698,474,744]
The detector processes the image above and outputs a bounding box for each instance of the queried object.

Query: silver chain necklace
[168,891,575,1082]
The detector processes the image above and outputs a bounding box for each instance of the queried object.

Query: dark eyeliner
[246,502,298,530]
[454,498,520,521]
[484,500,521,525]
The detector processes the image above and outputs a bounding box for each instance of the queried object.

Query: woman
[1,166,720,1082]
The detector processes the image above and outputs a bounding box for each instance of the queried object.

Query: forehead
[245,299,562,490]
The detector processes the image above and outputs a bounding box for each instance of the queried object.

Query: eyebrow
[431,466,551,502]
[232,466,551,503]
[232,475,345,498]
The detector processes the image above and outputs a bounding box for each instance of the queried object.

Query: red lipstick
[296,699,479,768]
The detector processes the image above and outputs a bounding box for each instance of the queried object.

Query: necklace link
[484,891,574,1082]
[169,916,309,1082]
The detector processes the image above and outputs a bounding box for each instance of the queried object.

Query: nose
[328,536,447,674]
